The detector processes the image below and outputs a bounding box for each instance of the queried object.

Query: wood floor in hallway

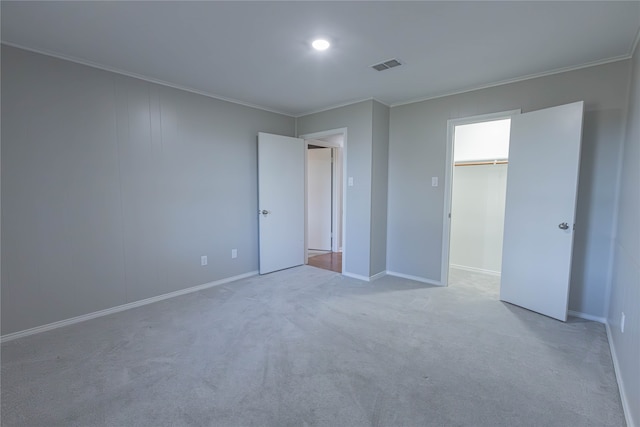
[307,251,342,273]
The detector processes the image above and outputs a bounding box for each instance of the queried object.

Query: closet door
[500,101,584,321]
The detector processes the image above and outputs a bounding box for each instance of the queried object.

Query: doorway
[441,110,519,288]
[307,146,333,252]
[301,130,346,274]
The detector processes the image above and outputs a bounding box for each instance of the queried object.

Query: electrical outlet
[621,312,625,333]
[231,249,238,259]
[201,256,207,266]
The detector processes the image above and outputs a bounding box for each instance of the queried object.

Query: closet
[449,118,511,277]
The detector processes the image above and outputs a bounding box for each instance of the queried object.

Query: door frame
[441,110,520,287]
[299,128,347,272]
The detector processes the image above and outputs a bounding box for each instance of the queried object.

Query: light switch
[348,177,354,187]
[432,177,438,187]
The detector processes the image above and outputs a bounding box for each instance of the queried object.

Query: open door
[307,147,332,251]
[500,101,584,321]
[258,132,304,274]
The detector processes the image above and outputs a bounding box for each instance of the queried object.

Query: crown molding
[390,54,632,109]
[631,26,640,57]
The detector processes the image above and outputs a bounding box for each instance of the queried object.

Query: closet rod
[454,160,508,167]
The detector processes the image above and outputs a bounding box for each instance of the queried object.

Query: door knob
[558,222,569,230]
[259,209,270,215]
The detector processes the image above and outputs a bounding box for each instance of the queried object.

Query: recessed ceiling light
[312,39,330,51]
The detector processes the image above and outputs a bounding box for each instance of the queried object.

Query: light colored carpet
[1,266,624,426]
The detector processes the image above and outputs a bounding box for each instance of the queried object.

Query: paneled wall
[607,41,640,427]
[1,46,295,334]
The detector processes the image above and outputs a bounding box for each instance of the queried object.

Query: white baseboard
[386,271,443,287]
[450,264,501,276]
[567,310,606,324]
[342,272,371,281]
[605,322,635,427]
[0,271,259,343]
[369,271,387,281]
[342,271,386,282]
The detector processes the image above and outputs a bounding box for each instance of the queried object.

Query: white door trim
[299,128,347,272]
[441,110,521,287]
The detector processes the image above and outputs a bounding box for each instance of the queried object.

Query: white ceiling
[2,1,639,116]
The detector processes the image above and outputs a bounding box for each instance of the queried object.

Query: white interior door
[307,148,332,251]
[258,132,305,274]
[500,101,584,321]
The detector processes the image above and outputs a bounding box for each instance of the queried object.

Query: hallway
[307,251,342,273]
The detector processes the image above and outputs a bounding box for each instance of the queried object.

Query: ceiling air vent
[371,58,402,71]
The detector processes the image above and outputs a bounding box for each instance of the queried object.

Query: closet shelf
[454,159,508,167]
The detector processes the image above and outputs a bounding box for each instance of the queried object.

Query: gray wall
[297,101,374,278]
[387,60,630,318]
[607,41,639,426]
[370,101,390,276]
[1,46,295,335]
